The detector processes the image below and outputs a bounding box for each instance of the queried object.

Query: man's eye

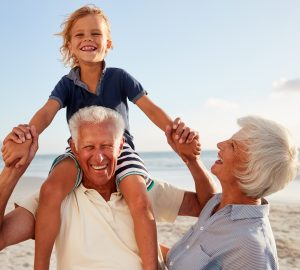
[102,145,114,150]
[84,145,93,150]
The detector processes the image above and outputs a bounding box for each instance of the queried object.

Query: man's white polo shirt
[18,180,184,270]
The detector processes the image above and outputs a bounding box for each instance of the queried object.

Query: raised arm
[135,95,173,131]
[29,99,61,135]
[165,124,217,216]
[2,99,60,168]
[0,126,38,250]
[136,95,198,145]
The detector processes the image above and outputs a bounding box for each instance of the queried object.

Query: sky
[1,0,300,154]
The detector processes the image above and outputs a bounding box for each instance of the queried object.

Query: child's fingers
[12,127,26,142]
[178,128,190,143]
[172,117,181,130]
[186,131,199,144]
[7,132,24,144]
[17,124,32,140]
[174,122,186,140]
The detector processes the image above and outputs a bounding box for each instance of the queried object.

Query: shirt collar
[78,182,121,202]
[230,198,269,220]
[66,61,107,89]
[209,194,269,220]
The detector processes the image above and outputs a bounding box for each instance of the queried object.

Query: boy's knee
[39,180,65,203]
[129,193,153,214]
[0,236,6,251]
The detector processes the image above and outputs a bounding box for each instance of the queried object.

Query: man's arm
[0,126,38,250]
[165,124,218,217]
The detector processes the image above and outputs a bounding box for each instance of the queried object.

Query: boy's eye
[92,32,102,36]
[74,33,84,37]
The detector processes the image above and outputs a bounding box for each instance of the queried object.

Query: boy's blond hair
[57,4,113,67]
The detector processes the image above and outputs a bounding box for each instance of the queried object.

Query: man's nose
[95,151,104,162]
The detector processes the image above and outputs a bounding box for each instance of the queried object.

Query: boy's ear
[67,41,73,55]
[107,40,112,50]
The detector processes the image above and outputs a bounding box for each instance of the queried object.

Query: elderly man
[0,106,216,269]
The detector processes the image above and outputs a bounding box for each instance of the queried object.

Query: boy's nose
[84,35,93,41]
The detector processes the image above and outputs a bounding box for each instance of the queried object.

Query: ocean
[1,151,299,203]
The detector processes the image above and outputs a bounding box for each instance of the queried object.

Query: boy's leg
[119,175,158,270]
[0,207,35,250]
[34,157,78,270]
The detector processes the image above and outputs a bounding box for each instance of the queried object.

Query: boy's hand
[165,125,201,164]
[3,124,32,144]
[172,117,198,144]
[2,124,33,168]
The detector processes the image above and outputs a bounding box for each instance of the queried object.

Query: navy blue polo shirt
[49,66,147,148]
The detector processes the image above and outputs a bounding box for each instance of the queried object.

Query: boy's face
[68,14,112,65]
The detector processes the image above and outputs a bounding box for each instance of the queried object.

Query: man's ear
[117,137,125,157]
[70,139,79,159]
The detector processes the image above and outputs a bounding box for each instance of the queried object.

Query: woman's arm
[165,124,218,216]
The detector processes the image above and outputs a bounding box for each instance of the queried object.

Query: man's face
[71,121,123,190]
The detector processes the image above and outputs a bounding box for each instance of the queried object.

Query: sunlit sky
[1,1,300,154]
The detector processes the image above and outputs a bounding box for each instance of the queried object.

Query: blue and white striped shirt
[167,193,278,270]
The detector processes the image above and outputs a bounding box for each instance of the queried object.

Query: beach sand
[0,176,299,269]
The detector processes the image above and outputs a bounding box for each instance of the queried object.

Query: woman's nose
[217,141,224,150]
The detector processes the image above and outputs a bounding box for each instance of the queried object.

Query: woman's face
[211,129,248,184]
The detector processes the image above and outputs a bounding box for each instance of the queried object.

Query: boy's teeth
[81,46,95,51]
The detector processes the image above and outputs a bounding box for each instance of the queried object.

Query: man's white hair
[68,106,125,148]
[234,116,299,198]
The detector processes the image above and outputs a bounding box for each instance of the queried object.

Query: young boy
[2,5,198,270]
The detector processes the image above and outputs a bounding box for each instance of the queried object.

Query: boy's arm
[135,95,173,131]
[2,99,60,167]
[136,95,197,143]
[29,99,61,135]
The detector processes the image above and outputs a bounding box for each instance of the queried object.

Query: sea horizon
[1,150,299,205]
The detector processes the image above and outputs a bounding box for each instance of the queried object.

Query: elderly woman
[165,115,299,270]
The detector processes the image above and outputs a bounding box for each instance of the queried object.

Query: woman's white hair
[68,106,125,148]
[234,116,299,198]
